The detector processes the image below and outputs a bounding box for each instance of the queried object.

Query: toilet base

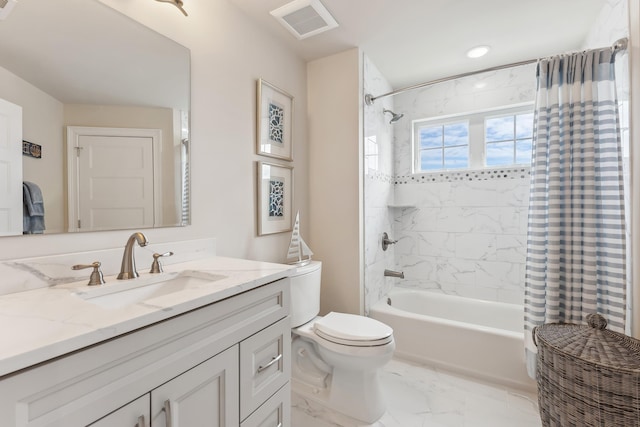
[291,350,388,423]
[291,318,395,424]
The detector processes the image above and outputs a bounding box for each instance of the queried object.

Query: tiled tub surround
[386,63,536,305]
[363,54,396,313]
[0,238,293,376]
[392,64,537,178]
[393,171,530,304]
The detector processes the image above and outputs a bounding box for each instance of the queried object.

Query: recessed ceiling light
[466,45,490,59]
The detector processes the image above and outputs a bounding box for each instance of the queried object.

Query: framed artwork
[257,161,293,236]
[257,79,294,161]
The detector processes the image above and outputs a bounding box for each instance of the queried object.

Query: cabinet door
[240,317,291,420]
[151,345,239,427]
[87,394,149,427]
[241,384,290,427]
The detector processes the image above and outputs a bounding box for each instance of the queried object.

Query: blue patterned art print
[268,178,285,218]
[269,102,285,145]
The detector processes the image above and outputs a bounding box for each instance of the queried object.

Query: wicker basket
[534,314,640,427]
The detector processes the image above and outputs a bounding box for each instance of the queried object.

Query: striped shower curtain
[523,46,627,375]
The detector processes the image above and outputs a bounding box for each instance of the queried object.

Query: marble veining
[292,358,542,427]
[363,0,629,308]
[0,240,293,377]
[363,55,397,314]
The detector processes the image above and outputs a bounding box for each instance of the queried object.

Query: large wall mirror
[0,0,190,236]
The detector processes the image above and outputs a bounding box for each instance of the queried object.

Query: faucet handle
[150,251,174,274]
[72,261,106,286]
[381,232,398,251]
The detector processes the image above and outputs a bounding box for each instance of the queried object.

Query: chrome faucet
[117,232,149,280]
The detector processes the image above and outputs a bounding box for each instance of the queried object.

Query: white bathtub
[370,288,535,392]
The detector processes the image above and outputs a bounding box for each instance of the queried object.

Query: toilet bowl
[289,261,395,423]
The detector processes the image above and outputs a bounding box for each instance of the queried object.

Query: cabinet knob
[135,415,146,427]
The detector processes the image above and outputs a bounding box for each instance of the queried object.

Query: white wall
[0,66,65,234]
[308,48,363,315]
[0,0,309,263]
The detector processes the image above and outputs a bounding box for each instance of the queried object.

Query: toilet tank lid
[314,312,393,341]
[292,260,322,276]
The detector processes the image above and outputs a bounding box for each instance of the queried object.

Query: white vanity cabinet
[0,277,291,427]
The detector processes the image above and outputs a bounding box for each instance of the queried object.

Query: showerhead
[383,109,404,124]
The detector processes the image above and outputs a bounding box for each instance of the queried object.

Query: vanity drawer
[241,383,290,427]
[240,317,291,420]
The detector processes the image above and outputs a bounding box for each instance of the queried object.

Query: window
[413,104,533,173]
[416,121,469,171]
[485,112,534,166]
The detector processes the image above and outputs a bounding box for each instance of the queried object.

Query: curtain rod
[364,37,628,106]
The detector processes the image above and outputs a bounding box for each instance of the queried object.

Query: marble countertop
[0,256,294,378]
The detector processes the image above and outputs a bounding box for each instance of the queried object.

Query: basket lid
[535,314,640,371]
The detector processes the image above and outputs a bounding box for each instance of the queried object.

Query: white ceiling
[230,0,607,89]
[0,0,189,108]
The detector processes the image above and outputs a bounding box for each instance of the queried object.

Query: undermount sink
[74,270,226,309]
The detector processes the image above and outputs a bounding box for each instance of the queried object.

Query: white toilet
[290,261,395,423]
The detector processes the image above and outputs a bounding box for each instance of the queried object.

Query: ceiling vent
[0,0,17,20]
[270,0,338,40]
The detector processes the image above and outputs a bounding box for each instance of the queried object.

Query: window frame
[412,103,534,174]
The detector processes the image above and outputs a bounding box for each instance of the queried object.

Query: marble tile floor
[292,358,542,427]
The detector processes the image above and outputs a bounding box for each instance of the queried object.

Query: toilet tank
[290,260,322,327]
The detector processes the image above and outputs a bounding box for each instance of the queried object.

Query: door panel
[151,346,240,427]
[0,98,22,236]
[76,134,154,231]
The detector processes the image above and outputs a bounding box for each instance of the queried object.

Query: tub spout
[384,269,404,279]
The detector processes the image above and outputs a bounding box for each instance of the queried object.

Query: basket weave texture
[534,314,640,427]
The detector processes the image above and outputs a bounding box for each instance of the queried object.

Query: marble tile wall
[363,0,629,307]
[388,65,536,304]
[393,172,530,304]
[363,55,397,313]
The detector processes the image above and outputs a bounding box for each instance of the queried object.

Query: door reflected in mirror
[0,0,190,236]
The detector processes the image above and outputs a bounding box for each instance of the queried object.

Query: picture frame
[257,161,294,236]
[257,78,294,161]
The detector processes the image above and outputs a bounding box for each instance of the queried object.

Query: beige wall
[0,0,308,262]
[0,66,65,234]
[308,49,364,315]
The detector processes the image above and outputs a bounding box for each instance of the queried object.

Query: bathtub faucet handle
[382,232,398,251]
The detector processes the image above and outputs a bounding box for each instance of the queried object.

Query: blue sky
[419,113,533,170]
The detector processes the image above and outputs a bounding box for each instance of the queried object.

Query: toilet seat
[313,312,393,347]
